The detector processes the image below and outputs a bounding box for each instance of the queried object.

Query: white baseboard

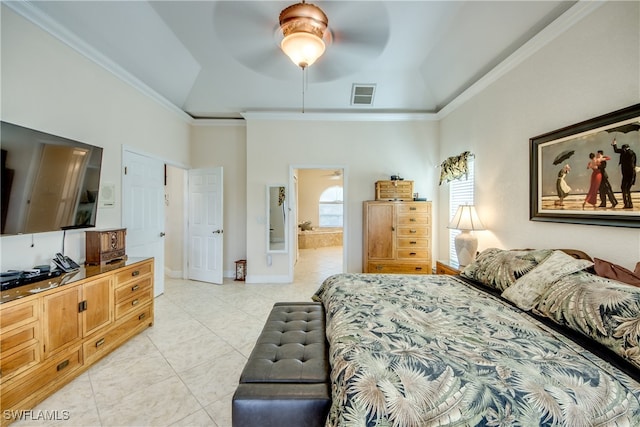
[245,274,292,284]
[164,267,183,279]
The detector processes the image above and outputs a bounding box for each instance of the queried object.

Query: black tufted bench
[232,302,331,427]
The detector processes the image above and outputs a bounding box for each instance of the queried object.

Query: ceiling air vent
[351,84,376,106]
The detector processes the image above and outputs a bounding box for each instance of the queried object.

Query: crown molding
[191,119,247,127]
[241,111,437,122]
[5,0,193,124]
[436,0,605,120]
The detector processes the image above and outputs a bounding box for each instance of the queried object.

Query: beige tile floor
[12,247,343,427]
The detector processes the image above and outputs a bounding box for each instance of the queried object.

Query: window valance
[439,151,473,185]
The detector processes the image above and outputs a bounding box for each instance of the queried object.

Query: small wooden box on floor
[85,228,126,265]
[375,180,414,201]
[363,201,432,274]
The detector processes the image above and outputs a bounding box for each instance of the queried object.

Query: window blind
[449,159,475,264]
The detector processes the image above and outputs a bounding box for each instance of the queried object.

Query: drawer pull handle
[131,284,140,291]
[57,360,69,371]
[410,252,417,256]
[376,265,383,271]
[131,270,140,277]
[415,267,422,271]
[409,230,417,234]
[139,313,146,320]
[410,241,417,245]
[409,207,417,210]
[131,299,139,306]
[96,338,105,348]
[409,218,416,222]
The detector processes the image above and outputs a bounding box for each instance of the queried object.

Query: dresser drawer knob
[56,360,70,371]
[415,267,423,271]
[409,218,416,222]
[409,230,417,234]
[131,299,139,306]
[95,338,105,348]
[409,207,417,211]
[410,241,417,245]
[139,312,146,321]
[410,252,417,256]
[131,284,139,292]
[131,270,140,277]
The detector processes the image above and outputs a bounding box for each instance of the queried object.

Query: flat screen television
[1,121,103,236]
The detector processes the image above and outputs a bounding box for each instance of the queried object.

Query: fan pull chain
[301,66,306,113]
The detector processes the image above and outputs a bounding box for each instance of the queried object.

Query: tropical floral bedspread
[313,273,640,427]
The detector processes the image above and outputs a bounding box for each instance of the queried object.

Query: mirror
[267,185,287,253]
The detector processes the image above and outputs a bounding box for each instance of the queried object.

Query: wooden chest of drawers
[85,228,126,266]
[375,180,414,201]
[363,201,432,274]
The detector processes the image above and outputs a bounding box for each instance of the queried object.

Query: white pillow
[501,251,593,310]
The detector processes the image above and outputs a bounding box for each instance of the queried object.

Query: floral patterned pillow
[460,248,553,292]
[501,250,593,310]
[534,270,640,370]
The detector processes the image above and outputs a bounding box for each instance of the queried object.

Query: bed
[312,248,640,426]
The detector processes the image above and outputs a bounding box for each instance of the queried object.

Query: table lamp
[448,205,485,267]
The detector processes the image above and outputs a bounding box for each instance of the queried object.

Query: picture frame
[530,103,640,228]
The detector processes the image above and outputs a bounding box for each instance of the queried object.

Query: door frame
[288,164,347,280]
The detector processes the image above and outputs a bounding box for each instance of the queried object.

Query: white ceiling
[12,1,579,119]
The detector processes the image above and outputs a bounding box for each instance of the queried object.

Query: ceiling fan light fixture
[279,1,328,68]
[281,32,325,68]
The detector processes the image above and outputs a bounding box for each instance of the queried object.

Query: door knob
[160,232,166,237]
[213,229,223,234]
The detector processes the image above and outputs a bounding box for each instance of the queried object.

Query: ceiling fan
[212,1,390,83]
[323,170,343,180]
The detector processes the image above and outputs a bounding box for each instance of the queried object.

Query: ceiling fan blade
[213,1,295,78]
[307,1,390,82]
[236,46,296,77]
[332,28,389,56]
[213,1,283,29]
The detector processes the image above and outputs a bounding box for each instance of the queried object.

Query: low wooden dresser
[0,258,154,426]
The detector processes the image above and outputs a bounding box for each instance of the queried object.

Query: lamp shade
[280,32,325,68]
[448,205,485,231]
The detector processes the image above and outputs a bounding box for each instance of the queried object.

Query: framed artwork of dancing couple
[530,103,640,228]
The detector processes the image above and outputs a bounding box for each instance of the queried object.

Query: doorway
[291,167,346,280]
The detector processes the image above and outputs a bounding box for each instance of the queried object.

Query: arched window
[319,186,343,227]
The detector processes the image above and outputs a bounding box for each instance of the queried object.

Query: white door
[188,167,223,284]
[122,150,165,297]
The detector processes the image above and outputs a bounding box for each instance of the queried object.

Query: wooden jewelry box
[85,228,127,265]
